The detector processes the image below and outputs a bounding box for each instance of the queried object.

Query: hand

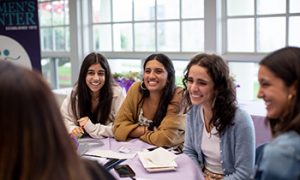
[77,117,89,128]
[70,127,84,138]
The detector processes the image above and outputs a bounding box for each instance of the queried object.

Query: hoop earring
[141,81,147,90]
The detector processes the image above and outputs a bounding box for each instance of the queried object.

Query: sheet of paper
[85,149,136,159]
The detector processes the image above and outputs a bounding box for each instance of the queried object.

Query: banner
[0,0,41,71]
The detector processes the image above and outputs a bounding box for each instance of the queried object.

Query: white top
[61,85,126,138]
[200,107,224,174]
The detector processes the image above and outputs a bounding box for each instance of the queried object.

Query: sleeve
[183,107,202,167]
[113,82,141,141]
[139,88,186,147]
[258,142,300,180]
[83,120,114,138]
[224,109,256,180]
[60,92,79,133]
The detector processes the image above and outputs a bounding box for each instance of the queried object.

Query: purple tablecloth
[81,138,204,180]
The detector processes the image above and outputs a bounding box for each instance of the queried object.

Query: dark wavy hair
[138,53,176,130]
[182,53,237,135]
[259,46,300,136]
[71,52,114,124]
[0,61,92,180]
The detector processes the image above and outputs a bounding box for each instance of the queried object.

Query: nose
[189,82,198,92]
[93,73,100,80]
[257,87,263,99]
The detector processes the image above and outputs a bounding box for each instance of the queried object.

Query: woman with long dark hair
[113,53,186,147]
[255,47,300,179]
[61,52,126,138]
[182,53,255,180]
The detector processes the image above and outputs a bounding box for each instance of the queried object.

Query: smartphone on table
[114,164,135,178]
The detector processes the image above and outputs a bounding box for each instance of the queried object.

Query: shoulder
[82,159,116,180]
[269,131,300,153]
[233,107,253,125]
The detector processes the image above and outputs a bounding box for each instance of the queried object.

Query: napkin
[138,147,177,172]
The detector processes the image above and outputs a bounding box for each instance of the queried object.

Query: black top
[83,159,116,180]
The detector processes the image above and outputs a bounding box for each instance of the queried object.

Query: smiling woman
[60,52,126,139]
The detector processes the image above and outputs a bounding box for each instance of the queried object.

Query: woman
[182,53,255,180]
[113,53,186,147]
[61,52,126,138]
[0,60,115,180]
[255,47,300,179]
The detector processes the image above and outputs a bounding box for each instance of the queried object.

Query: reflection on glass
[290,0,300,13]
[134,0,155,21]
[257,17,286,52]
[227,18,254,52]
[93,25,112,51]
[289,16,300,47]
[157,0,179,20]
[257,0,285,15]
[134,23,155,51]
[54,27,66,51]
[227,0,254,16]
[157,22,179,51]
[113,0,132,22]
[182,0,204,18]
[40,28,53,51]
[228,62,259,101]
[39,2,52,26]
[182,20,204,52]
[113,23,133,51]
[93,0,111,23]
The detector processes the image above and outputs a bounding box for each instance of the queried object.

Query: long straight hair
[71,52,114,124]
[138,53,177,130]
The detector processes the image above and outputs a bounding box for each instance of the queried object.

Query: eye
[87,71,95,75]
[187,77,193,84]
[154,69,163,74]
[144,69,151,74]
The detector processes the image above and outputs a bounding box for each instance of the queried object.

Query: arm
[224,110,255,180]
[60,93,80,134]
[113,82,141,141]
[139,88,186,147]
[183,106,203,167]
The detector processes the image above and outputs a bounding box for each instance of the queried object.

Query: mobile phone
[114,164,135,178]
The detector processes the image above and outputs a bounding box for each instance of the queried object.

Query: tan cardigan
[113,81,186,147]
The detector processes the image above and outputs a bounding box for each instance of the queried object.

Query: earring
[140,81,147,90]
[288,94,293,100]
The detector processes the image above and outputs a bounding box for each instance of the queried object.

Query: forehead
[189,65,211,79]
[145,60,165,69]
[258,65,277,80]
[88,63,104,71]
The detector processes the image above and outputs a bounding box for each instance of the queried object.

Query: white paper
[85,149,136,159]
[138,147,177,171]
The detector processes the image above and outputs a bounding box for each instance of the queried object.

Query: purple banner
[0,0,41,71]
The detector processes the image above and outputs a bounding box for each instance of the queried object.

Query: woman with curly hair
[182,53,255,180]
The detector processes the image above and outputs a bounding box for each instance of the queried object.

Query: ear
[288,81,297,96]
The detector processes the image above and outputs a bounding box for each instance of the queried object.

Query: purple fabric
[251,115,272,146]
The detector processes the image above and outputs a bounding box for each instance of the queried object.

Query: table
[79,137,204,180]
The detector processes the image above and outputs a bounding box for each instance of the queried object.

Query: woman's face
[187,65,215,107]
[85,63,105,95]
[143,60,168,93]
[257,65,294,119]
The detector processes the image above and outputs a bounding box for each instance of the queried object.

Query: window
[38,0,71,89]
[226,0,300,53]
[91,0,204,52]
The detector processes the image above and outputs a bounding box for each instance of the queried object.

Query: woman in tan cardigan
[113,53,186,147]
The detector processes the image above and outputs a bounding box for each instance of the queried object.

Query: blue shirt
[255,131,300,180]
[183,106,255,180]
